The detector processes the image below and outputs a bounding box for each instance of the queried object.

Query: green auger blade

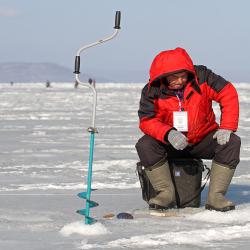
[77,190,98,199]
[85,216,97,224]
[76,210,97,224]
[77,192,87,199]
[88,200,99,208]
[76,209,87,216]
[77,193,99,207]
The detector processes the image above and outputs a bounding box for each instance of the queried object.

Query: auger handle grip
[74,56,80,74]
[114,11,121,29]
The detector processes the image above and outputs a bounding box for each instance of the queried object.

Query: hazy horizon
[0,61,249,83]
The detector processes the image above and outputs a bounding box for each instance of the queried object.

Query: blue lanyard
[175,90,183,111]
[175,94,182,111]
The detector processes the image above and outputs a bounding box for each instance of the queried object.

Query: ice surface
[0,82,250,250]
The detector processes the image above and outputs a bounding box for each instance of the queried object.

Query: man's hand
[213,129,232,145]
[167,130,188,150]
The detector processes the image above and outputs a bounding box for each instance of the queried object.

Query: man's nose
[178,77,184,83]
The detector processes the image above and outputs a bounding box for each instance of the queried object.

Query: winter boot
[145,159,175,210]
[205,161,235,212]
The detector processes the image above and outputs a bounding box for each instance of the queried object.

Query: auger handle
[114,11,121,29]
[74,56,80,74]
[74,11,121,128]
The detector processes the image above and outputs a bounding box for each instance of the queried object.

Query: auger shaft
[85,131,95,224]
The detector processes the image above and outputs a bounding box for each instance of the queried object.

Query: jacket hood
[149,47,195,85]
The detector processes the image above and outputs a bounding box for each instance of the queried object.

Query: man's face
[166,71,188,89]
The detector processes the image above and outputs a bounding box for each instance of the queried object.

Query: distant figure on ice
[88,78,93,85]
[88,78,96,88]
[136,47,241,212]
[10,81,14,86]
[46,80,51,88]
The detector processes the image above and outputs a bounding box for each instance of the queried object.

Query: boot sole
[205,204,235,212]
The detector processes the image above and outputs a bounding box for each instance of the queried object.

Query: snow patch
[187,204,250,224]
[60,221,110,236]
[79,223,250,249]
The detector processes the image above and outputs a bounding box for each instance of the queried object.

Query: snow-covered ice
[60,221,110,236]
[0,82,249,249]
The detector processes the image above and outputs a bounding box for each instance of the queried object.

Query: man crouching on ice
[135,47,241,212]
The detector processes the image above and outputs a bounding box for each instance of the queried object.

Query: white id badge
[173,111,188,132]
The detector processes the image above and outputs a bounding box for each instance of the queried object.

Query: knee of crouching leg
[228,134,241,168]
[136,135,156,152]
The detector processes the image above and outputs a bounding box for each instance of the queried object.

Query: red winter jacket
[138,47,239,144]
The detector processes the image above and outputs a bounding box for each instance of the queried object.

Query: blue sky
[1,0,250,82]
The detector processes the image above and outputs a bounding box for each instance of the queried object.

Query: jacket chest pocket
[157,97,179,111]
[187,99,210,131]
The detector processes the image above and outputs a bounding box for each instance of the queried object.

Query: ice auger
[74,11,121,224]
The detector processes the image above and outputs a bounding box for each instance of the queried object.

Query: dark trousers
[135,131,241,169]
